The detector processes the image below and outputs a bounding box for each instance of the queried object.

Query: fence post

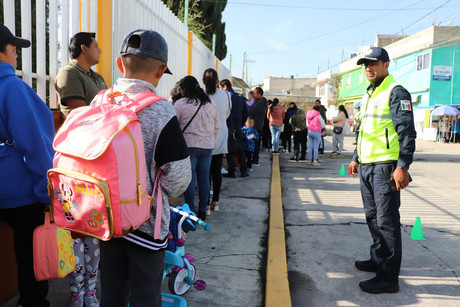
[187,31,193,76]
[97,0,113,85]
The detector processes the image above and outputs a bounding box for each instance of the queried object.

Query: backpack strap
[152,169,163,240]
[125,91,166,113]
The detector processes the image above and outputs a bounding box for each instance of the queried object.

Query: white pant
[332,132,344,154]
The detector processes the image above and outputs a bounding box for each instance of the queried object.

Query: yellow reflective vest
[357,75,400,164]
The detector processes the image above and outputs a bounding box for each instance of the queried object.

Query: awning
[231,76,250,90]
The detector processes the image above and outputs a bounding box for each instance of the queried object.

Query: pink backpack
[48,89,164,241]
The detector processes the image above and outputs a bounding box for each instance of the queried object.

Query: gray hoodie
[92,78,191,249]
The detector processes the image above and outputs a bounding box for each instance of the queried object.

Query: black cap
[120,29,172,75]
[357,47,389,65]
[0,24,31,48]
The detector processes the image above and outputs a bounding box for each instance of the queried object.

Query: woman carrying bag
[174,76,220,220]
[332,105,348,155]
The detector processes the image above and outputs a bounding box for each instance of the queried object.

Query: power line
[201,0,457,12]
[247,0,429,56]
[395,0,452,34]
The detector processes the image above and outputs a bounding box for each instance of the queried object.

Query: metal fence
[1,0,231,109]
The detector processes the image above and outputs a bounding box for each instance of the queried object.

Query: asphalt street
[282,135,460,306]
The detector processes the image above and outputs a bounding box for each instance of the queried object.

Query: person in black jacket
[219,79,249,178]
[281,103,294,152]
[248,87,267,166]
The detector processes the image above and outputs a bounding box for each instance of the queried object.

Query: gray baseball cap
[120,29,172,75]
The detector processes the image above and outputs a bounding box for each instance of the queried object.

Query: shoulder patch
[400,100,412,111]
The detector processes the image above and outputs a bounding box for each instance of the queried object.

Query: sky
[219,0,460,85]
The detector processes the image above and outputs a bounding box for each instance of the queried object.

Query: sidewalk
[282,135,460,306]
[4,153,271,307]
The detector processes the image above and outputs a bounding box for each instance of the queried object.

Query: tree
[162,0,227,60]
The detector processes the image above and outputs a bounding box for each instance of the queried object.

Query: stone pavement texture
[283,135,460,306]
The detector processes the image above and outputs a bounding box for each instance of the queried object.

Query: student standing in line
[219,79,249,178]
[55,32,107,307]
[241,117,259,171]
[332,105,348,155]
[175,76,220,220]
[306,105,326,166]
[203,69,231,215]
[248,87,267,166]
[267,98,285,155]
[97,29,191,306]
[289,103,307,161]
[0,23,54,307]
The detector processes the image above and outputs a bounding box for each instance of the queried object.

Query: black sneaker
[197,211,207,221]
[359,276,399,294]
[223,173,236,178]
[241,172,249,178]
[355,259,378,272]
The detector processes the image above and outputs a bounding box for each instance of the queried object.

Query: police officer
[348,47,416,294]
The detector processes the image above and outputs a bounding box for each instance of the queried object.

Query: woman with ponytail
[203,69,231,215]
[174,75,220,220]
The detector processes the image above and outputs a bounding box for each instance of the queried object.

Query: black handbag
[333,126,343,134]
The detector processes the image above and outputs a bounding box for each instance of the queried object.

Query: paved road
[282,135,460,306]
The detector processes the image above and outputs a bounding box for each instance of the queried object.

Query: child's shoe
[248,168,254,172]
[70,294,84,307]
[85,290,99,307]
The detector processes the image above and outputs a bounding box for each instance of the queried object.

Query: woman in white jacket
[203,69,231,215]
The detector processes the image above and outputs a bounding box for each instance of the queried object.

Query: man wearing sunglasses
[348,47,416,294]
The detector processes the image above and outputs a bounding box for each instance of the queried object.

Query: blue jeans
[308,130,321,162]
[184,148,213,213]
[270,125,282,152]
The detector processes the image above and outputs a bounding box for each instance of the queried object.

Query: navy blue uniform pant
[360,162,401,283]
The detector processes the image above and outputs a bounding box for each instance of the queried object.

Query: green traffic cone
[339,164,346,176]
[410,217,426,240]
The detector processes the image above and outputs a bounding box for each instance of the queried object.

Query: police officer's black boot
[355,259,378,272]
[359,276,399,294]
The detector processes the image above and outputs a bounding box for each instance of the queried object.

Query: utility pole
[432,10,436,26]
[184,0,189,28]
[242,51,246,80]
[229,54,232,74]
[212,34,216,55]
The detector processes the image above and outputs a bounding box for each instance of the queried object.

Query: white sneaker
[85,291,99,307]
[306,161,312,166]
[221,168,228,174]
[212,202,219,212]
[254,163,260,167]
[312,161,320,166]
[206,205,212,216]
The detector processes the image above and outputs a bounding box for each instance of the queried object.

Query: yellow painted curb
[266,155,292,307]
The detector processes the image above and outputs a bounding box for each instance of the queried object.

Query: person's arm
[213,103,220,140]
[388,86,416,190]
[55,69,87,110]
[390,86,417,169]
[154,116,191,198]
[242,98,248,124]
[7,83,54,203]
[267,107,271,120]
[282,108,286,121]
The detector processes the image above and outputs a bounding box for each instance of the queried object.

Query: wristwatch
[398,166,409,172]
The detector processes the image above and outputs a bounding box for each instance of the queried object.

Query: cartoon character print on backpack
[54,183,77,224]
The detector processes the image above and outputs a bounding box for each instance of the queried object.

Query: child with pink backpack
[49,29,191,306]
[98,30,191,306]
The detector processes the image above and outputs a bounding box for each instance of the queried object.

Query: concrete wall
[264,93,318,112]
[375,34,406,47]
[430,45,460,106]
[263,77,316,96]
